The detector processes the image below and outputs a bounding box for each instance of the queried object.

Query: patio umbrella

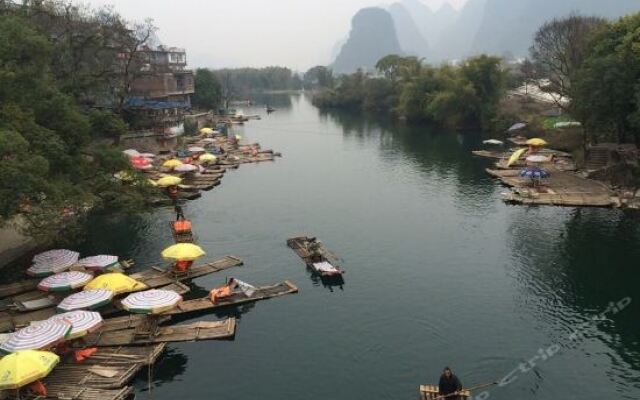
[0,320,71,354]
[76,255,119,272]
[84,273,147,295]
[507,148,526,167]
[161,243,205,261]
[38,271,93,292]
[174,164,198,173]
[0,350,59,390]
[199,153,217,163]
[188,146,206,153]
[122,149,140,158]
[520,167,550,184]
[162,159,183,168]
[131,156,151,170]
[526,138,547,146]
[121,289,182,314]
[508,122,527,131]
[483,139,503,145]
[526,155,551,163]
[46,311,103,340]
[139,153,156,158]
[57,289,114,312]
[27,250,80,277]
[156,176,182,187]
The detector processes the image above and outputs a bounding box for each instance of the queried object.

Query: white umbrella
[483,139,504,145]
[121,289,182,314]
[46,311,103,339]
[173,164,198,173]
[188,146,206,153]
[57,289,114,312]
[37,271,93,292]
[76,255,119,272]
[28,250,80,277]
[526,155,551,163]
[508,123,527,131]
[201,138,216,144]
[139,153,156,158]
[0,320,71,353]
[122,149,140,158]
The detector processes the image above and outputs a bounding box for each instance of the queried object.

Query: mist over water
[63,94,640,400]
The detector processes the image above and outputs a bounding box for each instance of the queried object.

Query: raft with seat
[286,236,345,278]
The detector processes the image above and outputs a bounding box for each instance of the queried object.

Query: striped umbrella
[188,146,206,153]
[47,311,103,340]
[28,250,80,277]
[37,271,93,292]
[76,255,119,272]
[0,320,71,354]
[57,289,114,312]
[121,289,182,314]
[174,164,198,173]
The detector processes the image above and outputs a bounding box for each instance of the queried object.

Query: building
[126,45,195,136]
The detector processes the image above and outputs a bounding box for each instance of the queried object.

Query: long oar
[431,382,498,400]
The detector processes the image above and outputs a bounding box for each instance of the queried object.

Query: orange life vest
[28,381,47,396]
[174,260,193,272]
[173,220,192,233]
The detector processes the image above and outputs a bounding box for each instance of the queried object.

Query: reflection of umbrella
[76,255,119,272]
[174,164,198,173]
[38,271,93,292]
[28,250,80,277]
[0,350,59,390]
[121,289,182,314]
[162,159,183,168]
[0,320,71,353]
[526,138,547,146]
[161,243,205,261]
[156,176,182,187]
[188,146,205,153]
[526,155,551,163]
[84,273,147,295]
[508,123,526,131]
[507,148,526,167]
[199,153,217,163]
[47,311,103,339]
[520,167,550,180]
[200,128,214,134]
[57,289,114,312]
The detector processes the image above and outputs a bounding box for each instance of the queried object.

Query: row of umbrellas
[27,252,119,278]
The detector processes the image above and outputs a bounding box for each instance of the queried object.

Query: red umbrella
[130,156,151,170]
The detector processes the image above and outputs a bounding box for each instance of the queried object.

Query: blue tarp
[126,97,190,109]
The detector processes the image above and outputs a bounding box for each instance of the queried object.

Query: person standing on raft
[438,367,462,399]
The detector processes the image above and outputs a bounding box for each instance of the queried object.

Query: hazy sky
[79,0,467,71]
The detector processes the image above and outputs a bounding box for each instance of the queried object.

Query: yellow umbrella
[507,148,527,167]
[0,350,59,390]
[235,135,242,141]
[161,243,206,261]
[156,176,182,187]
[147,179,158,187]
[526,138,547,146]
[84,273,147,295]
[162,159,183,168]
[199,153,217,162]
[200,127,214,134]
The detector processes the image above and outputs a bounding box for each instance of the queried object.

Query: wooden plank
[79,318,236,346]
[166,280,298,315]
[21,385,133,400]
[129,255,243,288]
[419,384,471,400]
[0,280,38,300]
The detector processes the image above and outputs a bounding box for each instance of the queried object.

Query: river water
[15,94,640,399]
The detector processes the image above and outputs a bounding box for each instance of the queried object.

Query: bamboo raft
[286,236,345,278]
[41,345,166,390]
[170,222,194,243]
[420,385,470,400]
[78,318,236,347]
[487,168,616,207]
[165,281,298,316]
[20,384,133,400]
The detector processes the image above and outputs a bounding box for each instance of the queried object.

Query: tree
[192,68,222,110]
[573,13,640,145]
[530,15,606,110]
[303,66,334,89]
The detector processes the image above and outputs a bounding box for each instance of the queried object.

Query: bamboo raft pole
[78,318,236,347]
[165,280,298,316]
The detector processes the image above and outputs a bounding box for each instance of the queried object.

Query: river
[12,94,640,399]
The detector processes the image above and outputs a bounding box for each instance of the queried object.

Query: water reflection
[507,207,640,394]
[134,347,189,391]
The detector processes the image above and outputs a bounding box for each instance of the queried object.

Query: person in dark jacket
[438,367,463,399]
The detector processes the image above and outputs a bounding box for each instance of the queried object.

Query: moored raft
[286,236,345,278]
[78,318,236,347]
[164,280,298,315]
